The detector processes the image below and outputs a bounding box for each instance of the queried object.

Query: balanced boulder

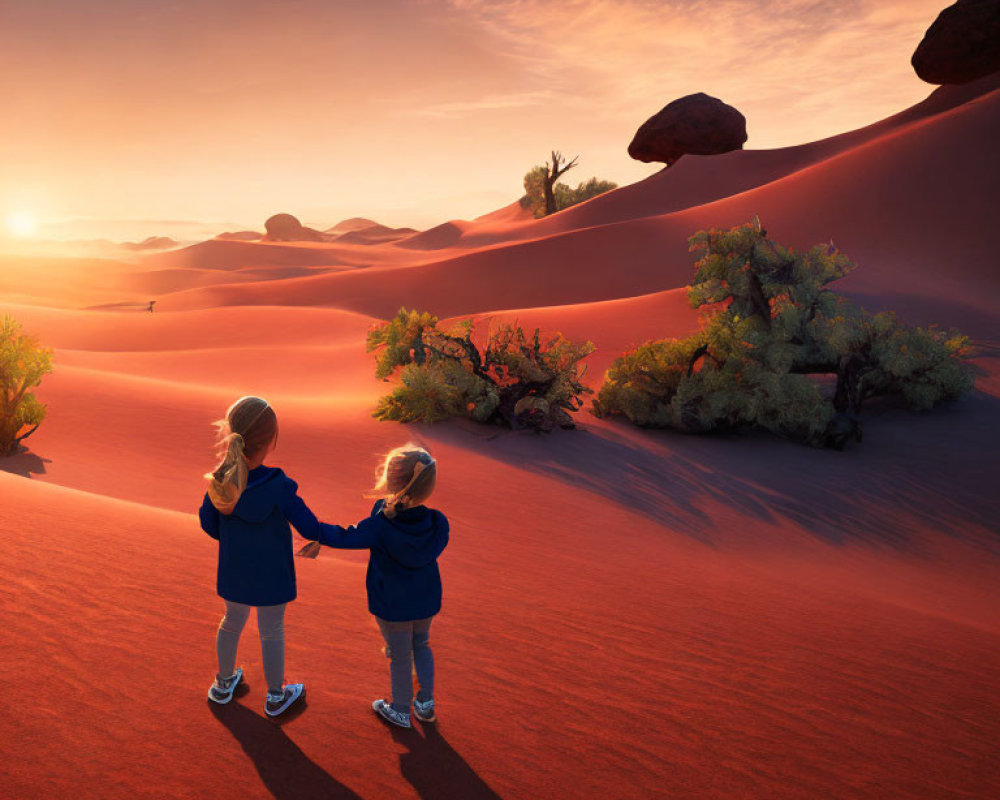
[628,93,747,166]
[912,0,1000,84]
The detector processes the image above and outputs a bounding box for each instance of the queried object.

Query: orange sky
[0,0,946,241]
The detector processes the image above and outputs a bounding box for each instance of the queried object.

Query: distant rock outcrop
[263,213,326,242]
[326,217,380,235]
[216,230,263,241]
[912,0,1000,84]
[121,236,178,251]
[628,93,748,167]
[334,224,418,245]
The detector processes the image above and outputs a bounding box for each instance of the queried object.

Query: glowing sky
[0,0,945,240]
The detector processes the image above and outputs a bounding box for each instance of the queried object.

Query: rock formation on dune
[325,217,380,234]
[263,213,327,242]
[333,224,418,245]
[121,236,178,251]
[628,93,747,166]
[216,230,263,241]
[912,0,1000,84]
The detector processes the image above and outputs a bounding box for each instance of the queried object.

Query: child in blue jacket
[199,395,324,717]
[302,444,449,729]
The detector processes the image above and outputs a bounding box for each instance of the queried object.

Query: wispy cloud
[446,0,943,145]
[413,90,556,117]
[0,0,948,234]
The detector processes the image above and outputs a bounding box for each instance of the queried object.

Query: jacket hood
[230,466,285,523]
[373,500,449,569]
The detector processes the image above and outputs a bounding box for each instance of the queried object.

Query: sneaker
[372,698,411,728]
[265,683,304,717]
[207,668,243,705]
[413,697,436,723]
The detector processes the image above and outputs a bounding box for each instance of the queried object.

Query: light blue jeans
[376,616,434,713]
[217,601,286,693]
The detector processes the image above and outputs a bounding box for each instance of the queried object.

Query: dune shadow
[418,391,1000,549]
[209,700,362,800]
[83,301,153,312]
[390,723,503,800]
[840,290,999,342]
[0,446,50,478]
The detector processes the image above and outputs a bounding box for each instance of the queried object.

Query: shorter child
[304,444,449,728]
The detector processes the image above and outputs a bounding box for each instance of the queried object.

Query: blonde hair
[368,444,437,518]
[205,396,278,514]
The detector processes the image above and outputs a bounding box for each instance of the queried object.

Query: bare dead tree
[543,150,578,216]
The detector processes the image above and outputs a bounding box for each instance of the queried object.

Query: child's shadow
[209,699,362,800]
[391,723,503,800]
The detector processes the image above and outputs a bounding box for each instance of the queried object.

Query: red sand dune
[138,86,1000,338]
[334,224,419,245]
[326,217,382,235]
[2,80,1000,799]
[0,255,139,308]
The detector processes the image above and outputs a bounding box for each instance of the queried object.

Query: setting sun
[5,211,37,237]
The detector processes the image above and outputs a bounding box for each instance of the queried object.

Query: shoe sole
[265,683,304,717]
[207,667,243,705]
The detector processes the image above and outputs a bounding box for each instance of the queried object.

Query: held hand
[296,541,322,559]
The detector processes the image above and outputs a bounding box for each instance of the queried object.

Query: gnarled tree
[1,315,53,457]
[368,308,595,432]
[522,152,616,218]
[593,220,973,448]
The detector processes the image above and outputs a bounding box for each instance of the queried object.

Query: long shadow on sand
[0,447,50,478]
[209,700,362,800]
[419,392,1000,549]
[389,723,503,800]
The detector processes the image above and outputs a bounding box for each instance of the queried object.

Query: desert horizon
[0,0,963,244]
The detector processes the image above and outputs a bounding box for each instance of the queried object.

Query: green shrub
[521,162,617,218]
[368,309,595,432]
[555,177,619,212]
[1,315,53,457]
[593,220,973,448]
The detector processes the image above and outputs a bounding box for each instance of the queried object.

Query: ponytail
[204,396,277,515]
[205,432,249,514]
[382,458,433,518]
[368,445,437,518]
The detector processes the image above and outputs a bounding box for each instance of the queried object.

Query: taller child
[199,395,321,717]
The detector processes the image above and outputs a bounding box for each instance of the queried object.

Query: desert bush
[521,166,549,218]
[1,315,53,457]
[368,308,595,432]
[559,177,618,208]
[521,153,617,218]
[593,220,973,448]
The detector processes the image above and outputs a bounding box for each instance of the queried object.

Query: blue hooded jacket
[199,466,320,606]
[307,500,449,622]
